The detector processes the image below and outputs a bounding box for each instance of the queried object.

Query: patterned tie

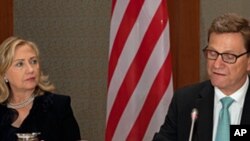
[215,97,234,141]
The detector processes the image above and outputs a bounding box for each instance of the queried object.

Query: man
[153,13,250,141]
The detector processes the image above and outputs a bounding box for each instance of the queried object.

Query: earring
[4,77,8,83]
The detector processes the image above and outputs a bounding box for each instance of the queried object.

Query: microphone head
[191,108,198,120]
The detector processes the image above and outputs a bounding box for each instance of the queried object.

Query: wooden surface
[0,0,13,43]
[168,0,200,89]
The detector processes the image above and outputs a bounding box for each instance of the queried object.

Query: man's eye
[224,54,235,59]
[209,51,218,56]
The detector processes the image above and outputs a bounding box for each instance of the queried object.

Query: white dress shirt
[212,77,249,141]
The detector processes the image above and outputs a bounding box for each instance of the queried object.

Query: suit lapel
[194,83,214,141]
[192,77,250,140]
[241,83,250,124]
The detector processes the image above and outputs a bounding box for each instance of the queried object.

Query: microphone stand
[189,108,198,141]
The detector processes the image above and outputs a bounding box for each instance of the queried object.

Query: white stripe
[112,10,169,140]
[109,0,130,58]
[143,76,173,140]
[107,0,160,121]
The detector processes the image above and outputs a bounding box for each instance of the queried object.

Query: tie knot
[220,97,234,109]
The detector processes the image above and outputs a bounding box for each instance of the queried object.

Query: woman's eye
[15,62,23,67]
[31,59,38,64]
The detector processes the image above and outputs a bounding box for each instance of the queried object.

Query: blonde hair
[0,36,55,103]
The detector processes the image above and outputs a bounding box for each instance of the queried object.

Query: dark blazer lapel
[194,83,214,141]
[240,83,250,124]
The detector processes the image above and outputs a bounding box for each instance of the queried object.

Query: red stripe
[127,2,170,139]
[108,0,144,88]
[126,3,170,140]
[106,2,167,141]
[111,0,116,17]
[127,53,172,140]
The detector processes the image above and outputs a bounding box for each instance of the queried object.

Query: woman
[0,36,81,140]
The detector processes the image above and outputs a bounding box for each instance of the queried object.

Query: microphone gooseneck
[189,108,198,141]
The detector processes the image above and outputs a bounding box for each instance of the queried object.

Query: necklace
[7,95,35,109]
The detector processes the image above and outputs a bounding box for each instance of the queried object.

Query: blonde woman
[0,36,81,140]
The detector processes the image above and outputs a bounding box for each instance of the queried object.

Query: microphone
[189,108,198,141]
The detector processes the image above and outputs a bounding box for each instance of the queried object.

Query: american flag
[106,0,173,140]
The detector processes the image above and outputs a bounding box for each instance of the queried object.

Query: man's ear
[247,57,250,71]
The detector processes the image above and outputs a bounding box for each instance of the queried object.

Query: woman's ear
[3,75,8,83]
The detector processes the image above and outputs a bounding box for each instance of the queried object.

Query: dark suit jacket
[153,80,250,141]
[0,92,81,141]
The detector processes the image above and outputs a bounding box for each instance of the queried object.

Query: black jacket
[153,80,250,141]
[0,92,81,141]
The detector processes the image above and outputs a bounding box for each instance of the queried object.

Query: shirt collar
[215,76,249,105]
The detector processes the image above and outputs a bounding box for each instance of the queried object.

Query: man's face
[207,32,250,95]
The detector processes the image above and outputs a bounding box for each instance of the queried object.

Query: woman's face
[5,44,40,93]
